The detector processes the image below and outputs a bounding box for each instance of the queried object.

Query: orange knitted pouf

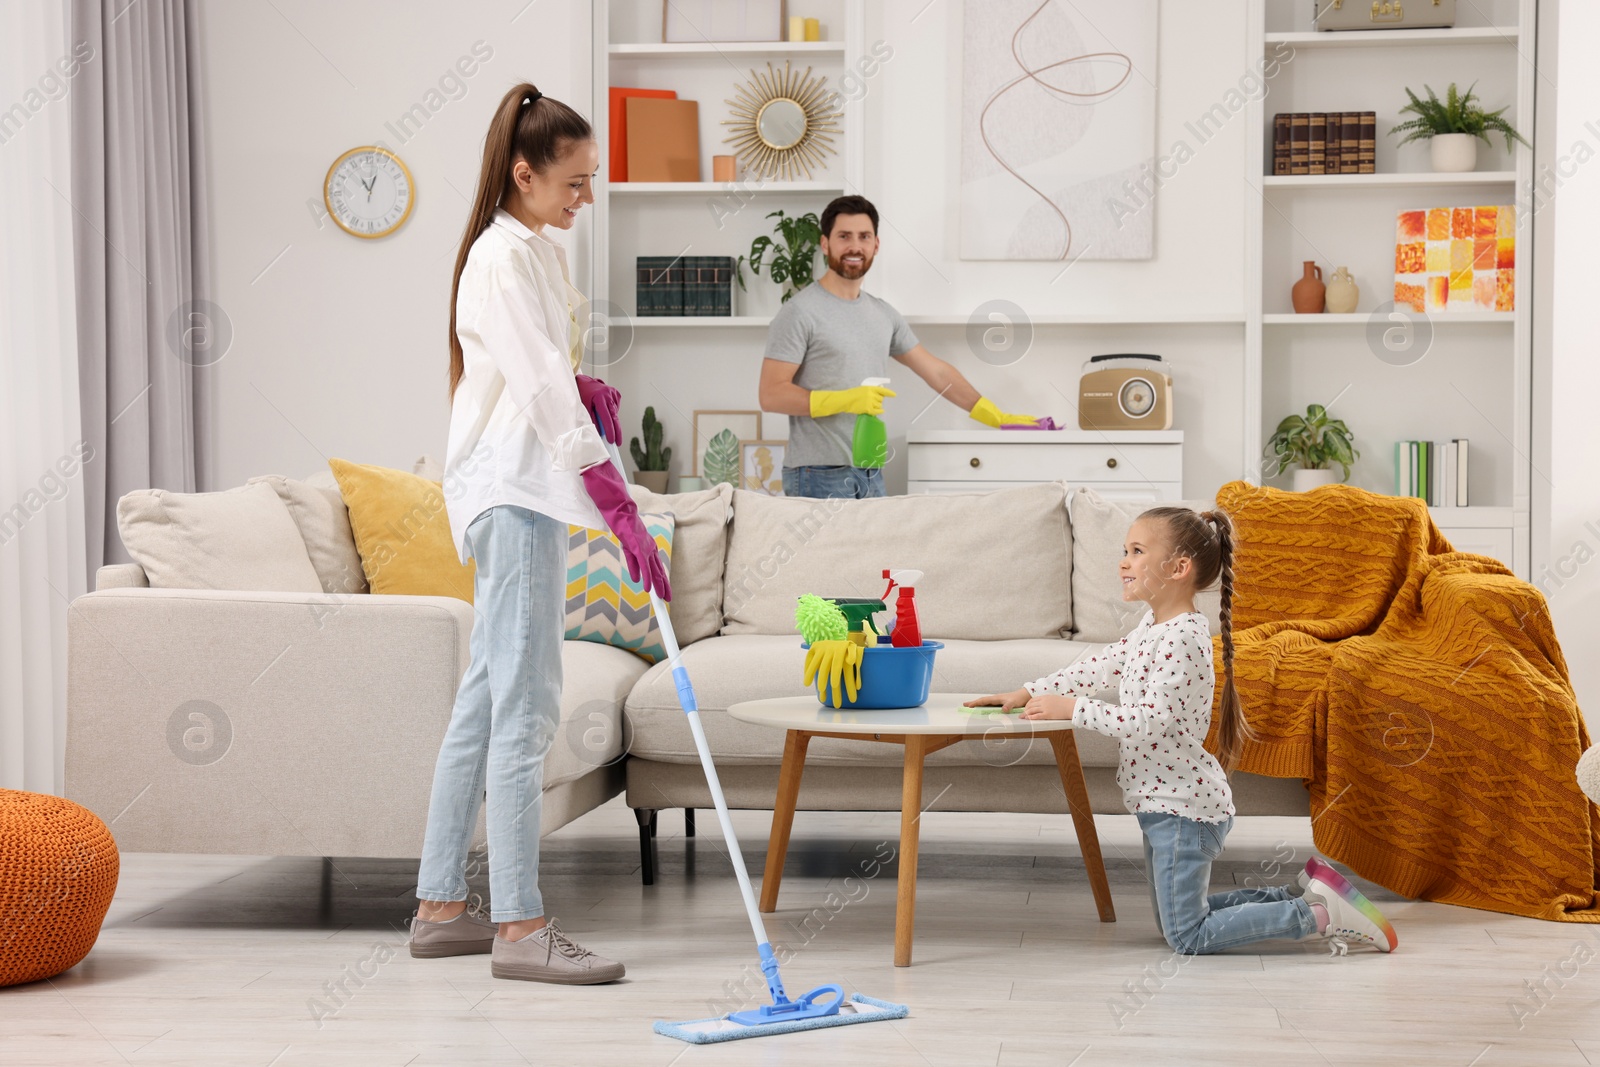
[0,790,120,986]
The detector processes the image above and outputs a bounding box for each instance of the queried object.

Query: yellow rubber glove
[809,384,896,419]
[970,396,1039,428]
[803,640,863,708]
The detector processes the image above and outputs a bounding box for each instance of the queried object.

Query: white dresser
[906,429,1184,500]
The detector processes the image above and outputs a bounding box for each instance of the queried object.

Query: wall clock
[324,146,415,239]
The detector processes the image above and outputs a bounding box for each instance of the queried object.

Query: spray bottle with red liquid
[881,569,924,648]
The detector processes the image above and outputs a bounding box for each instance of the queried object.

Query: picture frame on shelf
[740,439,786,495]
[693,410,763,475]
[663,0,786,44]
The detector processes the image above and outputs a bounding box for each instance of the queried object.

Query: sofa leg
[650,809,659,839]
[635,808,658,886]
[685,808,695,837]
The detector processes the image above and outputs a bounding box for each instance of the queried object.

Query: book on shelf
[1395,438,1469,506]
[684,255,735,316]
[1271,111,1378,176]
[636,255,678,317]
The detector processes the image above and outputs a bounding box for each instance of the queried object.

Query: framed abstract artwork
[959,0,1158,261]
[1394,205,1515,313]
[740,440,786,495]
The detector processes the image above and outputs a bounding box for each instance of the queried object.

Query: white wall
[1547,0,1600,725]
[195,0,591,487]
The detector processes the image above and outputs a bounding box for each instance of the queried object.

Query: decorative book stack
[1273,112,1375,175]
[635,255,735,317]
[1396,438,1469,507]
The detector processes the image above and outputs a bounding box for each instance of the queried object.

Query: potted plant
[736,209,821,303]
[1263,404,1359,491]
[630,406,672,493]
[1390,81,1529,173]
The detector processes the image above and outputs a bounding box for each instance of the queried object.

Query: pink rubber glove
[574,373,622,445]
[579,462,672,601]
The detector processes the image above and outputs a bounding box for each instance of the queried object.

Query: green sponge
[795,594,848,644]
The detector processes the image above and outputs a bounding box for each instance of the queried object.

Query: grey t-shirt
[764,282,920,468]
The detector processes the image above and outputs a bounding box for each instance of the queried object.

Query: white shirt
[444,209,609,563]
[1026,609,1234,822]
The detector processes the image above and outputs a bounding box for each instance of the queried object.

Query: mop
[595,435,908,1044]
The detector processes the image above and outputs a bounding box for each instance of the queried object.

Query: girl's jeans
[1137,811,1318,954]
[416,506,565,922]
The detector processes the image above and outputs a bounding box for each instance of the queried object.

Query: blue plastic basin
[807,640,944,709]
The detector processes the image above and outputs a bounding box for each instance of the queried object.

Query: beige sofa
[66,476,1309,877]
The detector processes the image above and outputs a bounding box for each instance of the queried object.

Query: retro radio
[1078,353,1174,431]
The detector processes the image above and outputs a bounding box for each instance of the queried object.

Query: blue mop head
[653,993,909,1045]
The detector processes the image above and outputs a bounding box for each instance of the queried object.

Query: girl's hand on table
[1020,695,1076,721]
[964,688,1031,712]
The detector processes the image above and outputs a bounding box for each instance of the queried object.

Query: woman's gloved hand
[579,462,672,601]
[574,373,622,444]
[803,639,863,708]
[809,384,896,419]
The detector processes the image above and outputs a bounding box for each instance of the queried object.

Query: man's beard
[826,250,873,280]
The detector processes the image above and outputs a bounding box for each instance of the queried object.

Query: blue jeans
[781,465,885,499]
[1137,812,1317,954]
[416,505,565,922]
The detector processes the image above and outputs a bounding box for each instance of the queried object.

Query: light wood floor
[3,797,1598,1066]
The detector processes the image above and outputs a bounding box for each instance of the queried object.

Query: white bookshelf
[1246,0,1535,577]
[590,0,863,328]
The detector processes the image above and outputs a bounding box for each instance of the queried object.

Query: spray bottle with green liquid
[850,377,891,468]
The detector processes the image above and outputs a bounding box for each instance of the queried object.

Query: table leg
[1049,731,1117,923]
[759,730,810,913]
[895,734,930,967]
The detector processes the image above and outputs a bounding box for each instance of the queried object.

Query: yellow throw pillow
[329,458,475,601]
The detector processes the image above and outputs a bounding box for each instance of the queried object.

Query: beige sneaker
[409,906,496,958]
[490,920,626,984]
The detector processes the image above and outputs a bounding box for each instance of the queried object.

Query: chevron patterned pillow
[564,513,675,663]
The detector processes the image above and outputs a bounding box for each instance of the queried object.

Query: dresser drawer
[908,442,1182,484]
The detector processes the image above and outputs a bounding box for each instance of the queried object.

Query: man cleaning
[758,195,1050,499]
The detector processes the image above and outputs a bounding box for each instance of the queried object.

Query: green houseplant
[1263,403,1359,491]
[630,406,672,492]
[736,209,822,303]
[1389,81,1529,173]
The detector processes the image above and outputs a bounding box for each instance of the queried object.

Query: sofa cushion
[565,513,675,663]
[544,640,653,789]
[116,482,322,593]
[720,482,1072,641]
[626,482,732,647]
[1069,487,1221,643]
[624,634,1121,769]
[248,475,368,595]
[330,458,475,601]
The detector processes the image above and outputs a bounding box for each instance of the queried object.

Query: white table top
[726,693,1077,736]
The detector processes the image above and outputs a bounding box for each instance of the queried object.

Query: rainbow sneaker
[1298,857,1397,953]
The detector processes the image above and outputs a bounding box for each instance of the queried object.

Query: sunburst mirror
[722,61,843,181]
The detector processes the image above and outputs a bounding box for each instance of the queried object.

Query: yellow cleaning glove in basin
[804,639,863,708]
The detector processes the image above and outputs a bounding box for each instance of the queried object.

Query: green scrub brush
[795,594,848,644]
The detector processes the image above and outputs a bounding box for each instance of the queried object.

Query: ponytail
[448,83,593,402]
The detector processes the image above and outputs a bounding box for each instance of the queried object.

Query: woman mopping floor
[408,82,669,983]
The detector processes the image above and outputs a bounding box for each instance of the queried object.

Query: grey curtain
[71,0,215,576]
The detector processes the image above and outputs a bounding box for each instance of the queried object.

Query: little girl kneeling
[968,506,1396,955]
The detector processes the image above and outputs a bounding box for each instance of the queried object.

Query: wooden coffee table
[729,692,1116,966]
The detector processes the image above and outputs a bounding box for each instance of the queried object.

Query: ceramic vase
[1325,266,1359,313]
[1292,468,1338,492]
[1430,133,1478,173]
[1291,261,1325,314]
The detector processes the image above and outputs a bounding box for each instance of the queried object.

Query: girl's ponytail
[448,83,593,402]
[1201,509,1251,770]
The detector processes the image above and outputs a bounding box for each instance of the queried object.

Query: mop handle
[648,586,773,951]
[591,427,774,952]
